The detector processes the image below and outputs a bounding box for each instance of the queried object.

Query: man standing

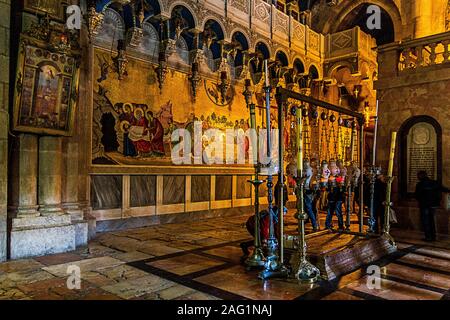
[414,171,448,241]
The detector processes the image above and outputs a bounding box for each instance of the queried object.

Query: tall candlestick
[264,60,269,87]
[387,132,397,177]
[297,108,303,177]
[372,100,379,166]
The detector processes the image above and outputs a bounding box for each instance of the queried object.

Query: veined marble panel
[130,175,156,207]
[236,176,252,199]
[191,176,211,203]
[91,175,122,210]
[215,175,232,200]
[163,176,185,205]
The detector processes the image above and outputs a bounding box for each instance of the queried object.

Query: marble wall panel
[130,175,156,207]
[163,176,185,205]
[215,175,232,200]
[191,176,210,203]
[91,175,122,210]
[236,175,252,199]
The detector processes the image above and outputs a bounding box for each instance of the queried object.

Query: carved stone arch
[139,22,160,57]
[254,38,273,59]
[324,0,403,40]
[325,61,356,79]
[230,28,252,49]
[274,48,290,66]
[94,7,126,43]
[200,15,228,41]
[168,1,200,28]
[307,63,321,80]
[399,115,443,198]
[292,56,306,73]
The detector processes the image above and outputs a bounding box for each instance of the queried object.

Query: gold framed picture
[13,34,80,136]
[24,0,65,21]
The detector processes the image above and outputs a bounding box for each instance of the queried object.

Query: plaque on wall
[406,122,438,193]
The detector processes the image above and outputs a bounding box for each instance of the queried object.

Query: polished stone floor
[0,213,449,300]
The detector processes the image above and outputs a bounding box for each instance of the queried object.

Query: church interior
[0,0,449,301]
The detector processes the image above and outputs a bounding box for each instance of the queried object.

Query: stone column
[0,0,11,261]
[38,136,65,216]
[62,140,83,219]
[0,0,10,261]
[10,135,76,259]
[62,139,88,246]
[8,134,39,217]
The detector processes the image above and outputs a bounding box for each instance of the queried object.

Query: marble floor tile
[34,252,86,266]
[137,244,183,256]
[382,263,450,290]
[415,246,450,260]
[101,274,176,299]
[195,266,315,300]
[175,291,220,300]
[321,290,364,300]
[0,259,45,273]
[0,269,55,288]
[111,251,153,262]
[202,246,245,264]
[148,253,225,276]
[398,253,450,273]
[344,276,443,300]
[43,257,125,277]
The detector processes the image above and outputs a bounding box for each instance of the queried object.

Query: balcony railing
[398,32,450,72]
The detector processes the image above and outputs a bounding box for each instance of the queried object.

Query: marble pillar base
[38,204,65,216]
[9,214,87,259]
[73,220,88,247]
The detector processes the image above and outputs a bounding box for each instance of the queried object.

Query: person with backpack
[414,171,449,241]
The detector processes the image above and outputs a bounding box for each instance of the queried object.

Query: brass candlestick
[245,103,265,268]
[293,105,320,283]
[258,61,285,279]
[382,132,397,247]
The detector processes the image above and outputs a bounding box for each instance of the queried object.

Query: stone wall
[0,0,10,262]
[376,43,450,234]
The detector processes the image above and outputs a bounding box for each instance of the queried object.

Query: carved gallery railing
[398,31,450,72]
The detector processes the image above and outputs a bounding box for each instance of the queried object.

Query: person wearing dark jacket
[414,171,449,241]
[240,181,288,259]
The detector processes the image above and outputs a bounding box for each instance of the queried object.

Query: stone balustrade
[398,32,450,71]
[376,31,450,90]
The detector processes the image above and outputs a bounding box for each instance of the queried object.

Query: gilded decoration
[13,17,80,136]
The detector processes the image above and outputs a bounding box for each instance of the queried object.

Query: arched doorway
[399,116,442,198]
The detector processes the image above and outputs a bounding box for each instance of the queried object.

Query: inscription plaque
[406,123,437,193]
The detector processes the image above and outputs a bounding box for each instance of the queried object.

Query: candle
[264,60,269,87]
[387,131,397,177]
[372,100,379,166]
[297,106,303,178]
